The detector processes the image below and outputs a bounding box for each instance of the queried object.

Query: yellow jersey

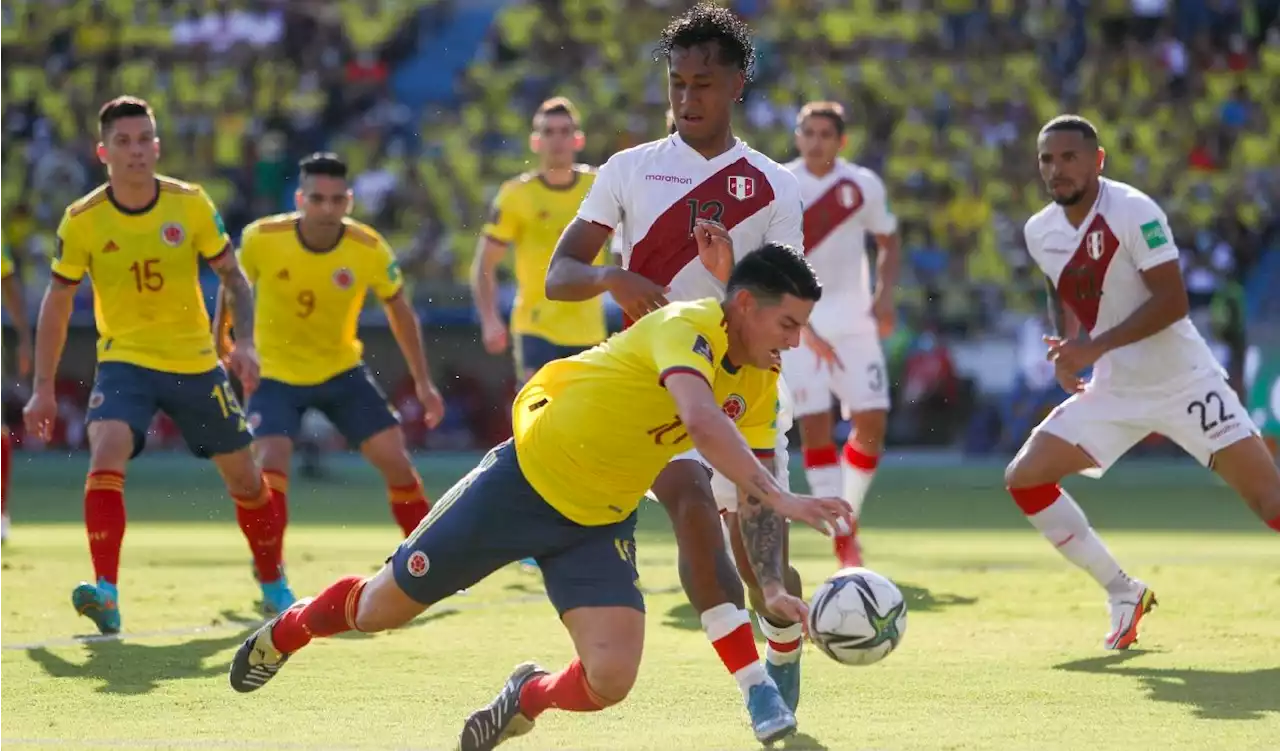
[480,166,606,347]
[513,298,779,526]
[239,213,404,386]
[52,176,231,374]
[1,244,13,278]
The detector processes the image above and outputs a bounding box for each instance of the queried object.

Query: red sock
[388,473,430,537]
[841,441,879,472]
[519,658,613,720]
[263,470,289,529]
[271,574,366,653]
[700,603,760,677]
[1267,514,1280,533]
[233,476,285,584]
[1009,483,1063,516]
[833,519,860,563]
[84,470,127,584]
[2,429,11,516]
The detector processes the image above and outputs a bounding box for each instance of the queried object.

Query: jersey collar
[295,219,346,253]
[106,179,160,216]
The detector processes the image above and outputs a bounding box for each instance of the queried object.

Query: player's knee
[581,653,639,706]
[87,422,135,470]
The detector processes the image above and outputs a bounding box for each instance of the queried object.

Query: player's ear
[293,189,305,212]
[839,134,849,152]
[573,130,585,151]
[732,71,746,102]
[1096,146,1106,172]
[344,189,354,216]
[95,142,108,164]
[529,132,542,154]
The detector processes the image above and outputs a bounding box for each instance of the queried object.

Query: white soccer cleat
[1104,584,1157,650]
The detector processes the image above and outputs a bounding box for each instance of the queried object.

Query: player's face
[795,115,843,164]
[530,113,582,168]
[736,291,814,368]
[1037,130,1102,206]
[296,176,351,228]
[667,42,745,144]
[98,116,159,182]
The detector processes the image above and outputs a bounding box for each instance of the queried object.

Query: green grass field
[2,452,1277,750]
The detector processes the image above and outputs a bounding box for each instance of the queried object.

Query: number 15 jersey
[53,176,231,374]
[577,134,804,307]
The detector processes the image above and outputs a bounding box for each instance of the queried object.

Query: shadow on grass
[1055,651,1280,721]
[781,732,831,750]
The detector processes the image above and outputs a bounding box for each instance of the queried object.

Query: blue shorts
[247,366,399,448]
[514,334,591,382]
[389,440,643,615]
[87,362,252,459]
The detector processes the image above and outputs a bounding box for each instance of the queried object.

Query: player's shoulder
[244,212,299,237]
[1023,202,1062,240]
[65,183,112,220]
[603,137,677,172]
[782,157,805,175]
[1100,177,1164,218]
[839,159,886,191]
[156,174,203,197]
[341,217,389,249]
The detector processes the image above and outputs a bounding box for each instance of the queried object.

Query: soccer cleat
[229,597,310,693]
[260,575,297,616]
[457,662,546,751]
[765,658,801,713]
[745,681,797,745]
[518,557,540,573]
[1104,585,1157,650]
[72,578,121,635]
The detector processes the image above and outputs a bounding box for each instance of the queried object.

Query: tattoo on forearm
[220,272,255,341]
[739,464,785,590]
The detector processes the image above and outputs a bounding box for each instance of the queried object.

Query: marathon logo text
[645,174,693,184]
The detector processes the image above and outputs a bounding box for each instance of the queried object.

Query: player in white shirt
[781,102,901,569]
[1007,115,1280,651]
[544,5,817,744]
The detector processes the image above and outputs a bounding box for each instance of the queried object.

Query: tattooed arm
[737,456,787,592]
[208,250,260,393]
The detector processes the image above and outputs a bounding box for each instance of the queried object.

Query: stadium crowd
[2,0,1277,453]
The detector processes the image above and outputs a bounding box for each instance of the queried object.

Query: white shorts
[1034,371,1259,477]
[782,332,890,419]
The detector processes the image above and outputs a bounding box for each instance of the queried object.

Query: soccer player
[215,153,445,596]
[471,97,605,570]
[228,245,850,751]
[1007,115,1280,649]
[22,96,283,634]
[781,102,900,567]
[2,243,33,542]
[545,4,808,739]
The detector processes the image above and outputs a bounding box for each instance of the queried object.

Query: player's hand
[227,342,261,398]
[761,585,810,635]
[1053,360,1085,393]
[480,318,509,355]
[604,267,670,322]
[802,325,843,372]
[416,379,446,430]
[23,388,58,442]
[771,493,855,538]
[1044,336,1102,379]
[871,293,896,339]
[693,219,733,284]
[15,332,33,379]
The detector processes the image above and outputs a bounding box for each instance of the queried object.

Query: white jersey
[1024,177,1223,394]
[578,134,804,311]
[785,158,897,337]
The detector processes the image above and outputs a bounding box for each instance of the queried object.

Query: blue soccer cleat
[259,574,297,617]
[518,557,540,573]
[71,578,121,635]
[746,681,797,745]
[765,658,801,713]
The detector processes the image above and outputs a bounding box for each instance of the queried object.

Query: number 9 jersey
[53,176,232,374]
[238,212,404,386]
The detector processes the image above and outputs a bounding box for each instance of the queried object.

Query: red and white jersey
[1024,177,1223,394]
[578,134,804,309]
[786,158,897,337]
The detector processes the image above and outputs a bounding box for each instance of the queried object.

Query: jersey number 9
[297,290,316,318]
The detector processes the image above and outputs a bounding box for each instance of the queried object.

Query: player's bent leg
[1207,434,1280,531]
[212,447,293,613]
[253,436,293,529]
[72,420,137,635]
[1005,431,1154,650]
[835,408,888,567]
[359,426,431,537]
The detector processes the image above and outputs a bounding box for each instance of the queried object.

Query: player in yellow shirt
[230,244,852,751]
[471,97,607,382]
[217,153,445,551]
[2,243,33,542]
[22,97,284,634]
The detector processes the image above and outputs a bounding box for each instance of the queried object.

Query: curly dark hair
[655,3,755,79]
[727,243,822,304]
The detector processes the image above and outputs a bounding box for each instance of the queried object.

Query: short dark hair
[534,96,580,129]
[726,243,822,304]
[98,96,154,137]
[798,101,846,136]
[299,152,348,180]
[656,2,755,79]
[1040,114,1099,145]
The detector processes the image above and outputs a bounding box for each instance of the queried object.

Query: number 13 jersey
[1023,177,1223,395]
[577,134,804,308]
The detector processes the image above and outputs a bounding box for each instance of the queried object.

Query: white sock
[701,602,771,698]
[804,463,842,499]
[756,613,803,666]
[1027,489,1126,591]
[840,443,879,518]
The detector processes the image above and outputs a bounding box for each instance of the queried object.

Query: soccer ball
[807,567,907,666]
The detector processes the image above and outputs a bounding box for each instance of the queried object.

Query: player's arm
[1090,207,1187,354]
[736,453,788,594]
[209,252,255,348]
[1043,275,1081,339]
[24,215,87,439]
[383,292,445,428]
[545,218,621,300]
[472,184,520,352]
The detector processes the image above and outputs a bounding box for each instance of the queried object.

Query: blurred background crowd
[3,0,1278,457]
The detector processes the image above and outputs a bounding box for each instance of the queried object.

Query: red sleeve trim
[658,365,710,389]
[207,243,233,264]
[51,271,81,286]
[752,449,776,459]
[380,288,405,305]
